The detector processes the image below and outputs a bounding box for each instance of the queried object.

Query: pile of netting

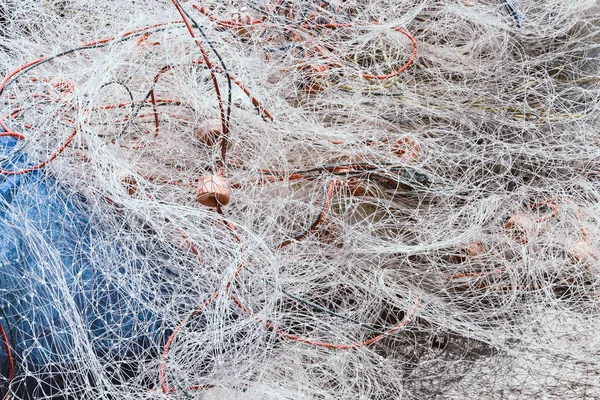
[0,0,599,398]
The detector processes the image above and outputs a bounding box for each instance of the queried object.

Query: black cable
[173,0,233,138]
[99,81,136,115]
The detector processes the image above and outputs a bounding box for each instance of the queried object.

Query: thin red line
[0,129,78,175]
[0,321,14,399]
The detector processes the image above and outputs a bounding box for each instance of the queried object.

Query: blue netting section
[0,134,170,397]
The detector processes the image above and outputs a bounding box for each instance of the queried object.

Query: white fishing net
[0,0,599,398]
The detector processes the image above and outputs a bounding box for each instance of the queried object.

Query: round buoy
[450,241,485,263]
[196,118,221,146]
[231,8,255,40]
[50,77,75,95]
[346,178,370,197]
[196,175,231,208]
[504,214,536,243]
[302,64,328,94]
[392,137,421,163]
[465,241,486,257]
[120,175,138,196]
[568,240,597,266]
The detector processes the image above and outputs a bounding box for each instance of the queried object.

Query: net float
[504,214,536,243]
[392,137,421,163]
[196,175,231,207]
[120,174,138,196]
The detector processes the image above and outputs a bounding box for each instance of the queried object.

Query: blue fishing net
[0,133,170,398]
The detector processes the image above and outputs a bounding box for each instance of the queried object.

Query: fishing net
[0,0,599,398]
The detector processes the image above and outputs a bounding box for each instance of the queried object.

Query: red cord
[0,132,25,140]
[0,129,77,176]
[0,322,14,400]
[159,293,219,394]
[148,89,160,137]
[350,27,418,81]
[81,21,183,47]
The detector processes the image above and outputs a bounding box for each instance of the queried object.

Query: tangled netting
[0,0,599,399]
